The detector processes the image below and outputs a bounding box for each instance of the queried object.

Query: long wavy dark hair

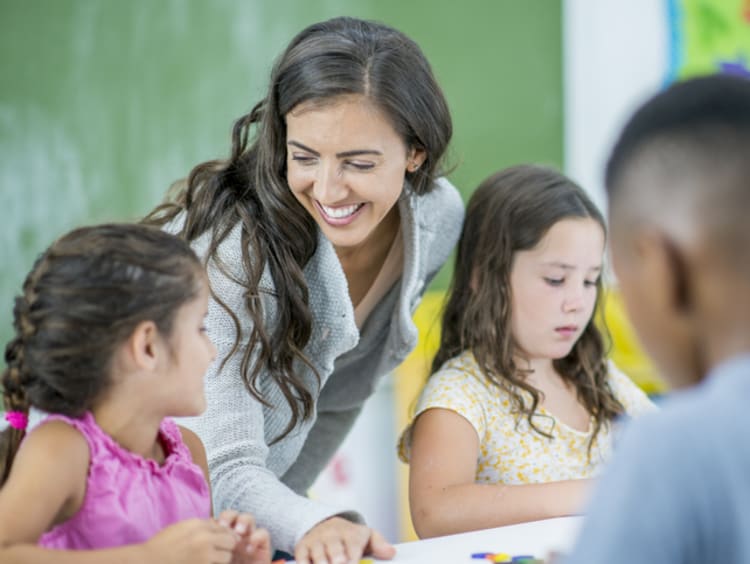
[1,223,204,486]
[142,17,452,441]
[432,165,624,453]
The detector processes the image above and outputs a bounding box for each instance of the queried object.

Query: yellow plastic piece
[596,288,666,395]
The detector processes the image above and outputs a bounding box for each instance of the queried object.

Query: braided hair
[1,223,204,485]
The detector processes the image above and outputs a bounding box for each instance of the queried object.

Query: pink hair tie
[4,411,28,431]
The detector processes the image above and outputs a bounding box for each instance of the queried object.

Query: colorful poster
[667,0,750,81]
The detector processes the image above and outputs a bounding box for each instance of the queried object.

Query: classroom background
[2,0,749,544]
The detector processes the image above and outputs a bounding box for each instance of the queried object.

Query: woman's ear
[126,320,161,371]
[406,146,427,172]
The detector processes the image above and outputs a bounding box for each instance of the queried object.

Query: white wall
[309,375,399,542]
[563,0,669,214]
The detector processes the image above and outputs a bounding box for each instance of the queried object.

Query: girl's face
[160,281,216,417]
[285,94,424,254]
[509,217,605,365]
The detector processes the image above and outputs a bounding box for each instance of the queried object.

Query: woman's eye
[584,279,599,288]
[544,277,564,286]
[291,155,316,165]
[345,160,375,171]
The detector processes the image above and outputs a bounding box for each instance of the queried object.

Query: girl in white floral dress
[399,165,656,537]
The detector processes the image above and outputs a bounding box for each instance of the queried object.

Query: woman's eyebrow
[336,149,383,158]
[287,140,382,158]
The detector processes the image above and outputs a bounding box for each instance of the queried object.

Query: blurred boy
[564,74,750,563]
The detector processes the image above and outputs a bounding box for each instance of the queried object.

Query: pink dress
[38,412,211,549]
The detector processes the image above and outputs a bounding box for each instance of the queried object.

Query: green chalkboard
[0,0,562,352]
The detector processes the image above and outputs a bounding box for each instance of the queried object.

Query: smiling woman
[286,95,426,309]
[142,16,464,564]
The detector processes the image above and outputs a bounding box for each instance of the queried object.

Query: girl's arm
[0,421,90,551]
[408,408,593,538]
[0,422,237,564]
[179,425,212,502]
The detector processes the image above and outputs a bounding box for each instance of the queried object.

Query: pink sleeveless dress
[38,412,211,549]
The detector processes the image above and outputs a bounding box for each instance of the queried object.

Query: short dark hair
[606,73,750,197]
[605,74,750,266]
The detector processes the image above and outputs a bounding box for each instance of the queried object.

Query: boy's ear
[127,320,161,371]
[636,229,694,315]
[662,237,693,314]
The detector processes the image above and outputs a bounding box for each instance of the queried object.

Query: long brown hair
[142,17,453,441]
[1,223,204,485]
[433,164,623,452]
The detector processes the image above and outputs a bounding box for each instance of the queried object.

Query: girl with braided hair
[0,223,271,564]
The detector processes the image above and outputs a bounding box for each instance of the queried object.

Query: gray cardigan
[174,177,464,552]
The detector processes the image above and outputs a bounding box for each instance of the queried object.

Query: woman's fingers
[365,528,396,559]
[296,517,395,564]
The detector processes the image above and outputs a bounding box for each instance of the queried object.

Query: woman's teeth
[320,203,363,218]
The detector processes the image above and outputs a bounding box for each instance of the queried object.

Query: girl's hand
[142,518,237,564]
[295,516,395,564]
[216,510,272,564]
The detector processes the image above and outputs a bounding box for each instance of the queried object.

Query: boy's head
[606,74,750,388]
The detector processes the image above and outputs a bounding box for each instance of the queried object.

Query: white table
[379,516,582,563]
[285,517,581,563]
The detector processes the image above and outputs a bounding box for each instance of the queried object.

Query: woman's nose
[312,161,346,203]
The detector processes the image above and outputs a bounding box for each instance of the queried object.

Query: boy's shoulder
[562,360,750,564]
[623,357,750,463]
[669,355,750,423]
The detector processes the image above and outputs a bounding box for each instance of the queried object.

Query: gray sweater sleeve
[281,406,364,495]
[186,360,359,552]
[173,177,464,553]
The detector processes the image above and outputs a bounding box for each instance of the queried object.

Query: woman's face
[285,94,424,253]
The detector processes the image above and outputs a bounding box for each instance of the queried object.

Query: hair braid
[1,314,35,485]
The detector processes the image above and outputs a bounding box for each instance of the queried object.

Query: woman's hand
[141,518,238,564]
[216,510,272,564]
[295,516,395,564]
